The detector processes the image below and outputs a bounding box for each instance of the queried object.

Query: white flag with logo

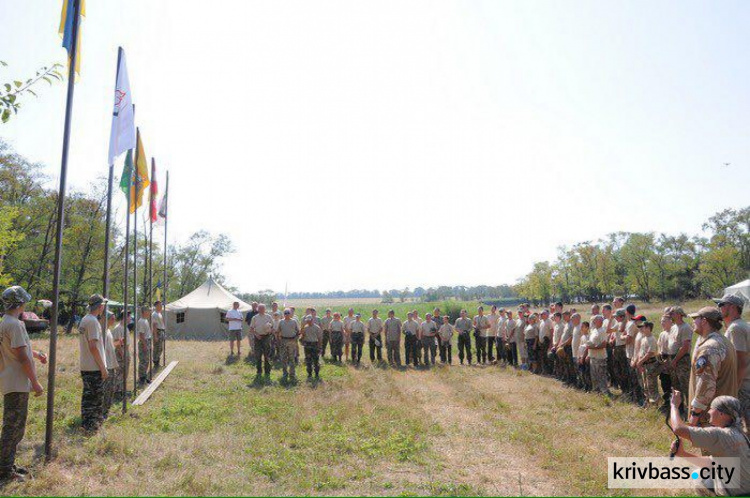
[107,48,136,165]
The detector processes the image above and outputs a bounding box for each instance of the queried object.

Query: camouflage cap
[713,294,745,309]
[669,306,687,317]
[688,306,723,323]
[2,285,32,310]
[88,294,108,308]
[614,308,626,317]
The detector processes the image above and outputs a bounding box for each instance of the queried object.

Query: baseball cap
[614,308,626,318]
[633,314,647,322]
[88,294,108,308]
[688,307,722,322]
[2,286,32,310]
[713,294,745,309]
[669,306,687,317]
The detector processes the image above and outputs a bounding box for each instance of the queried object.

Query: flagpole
[163,170,169,365]
[45,0,82,463]
[133,127,140,395]
[122,171,131,414]
[148,158,155,377]
[143,210,151,381]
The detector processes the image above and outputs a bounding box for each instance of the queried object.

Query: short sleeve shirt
[560,322,573,344]
[137,318,151,339]
[587,327,607,360]
[403,320,419,336]
[438,324,454,342]
[474,315,490,337]
[80,314,106,372]
[367,317,383,335]
[104,329,118,369]
[225,309,243,331]
[350,321,366,334]
[384,318,402,341]
[688,426,750,496]
[523,324,538,340]
[329,320,345,333]
[454,318,473,334]
[577,333,589,358]
[668,322,693,356]
[571,325,582,357]
[112,323,125,343]
[657,331,670,355]
[303,324,322,343]
[487,314,499,337]
[151,311,165,330]
[420,321,438,337]
[278,319,300,338]
[0,315,33,395]
[726,318,750,393]
[321,316,333,331]
[625,321,638,359]
[250,313,275,336]
[638,335,657,360]
[343,316,356,331]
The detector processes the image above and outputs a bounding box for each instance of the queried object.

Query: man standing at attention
[349,314,366,365]
[343,308,356,363]
[715,294,750,433]
[368,309,384,364]
[669,306,693,417]
[277,309,300,380]
[0,286,46,483]
[301,315,323,380]
[249,304,274,377]
[473,306,491,364]
[226,301,243,356]
[586,315,611,397]
[320,309,333,360]
[245,302,259,358]
[80,295,110,431]
[102,311,118,418]
[384,310,402,367]
[419,313,439,367]
[136,306,151,385]
[403,312,419,367]
[151,301,166,370]
[455,309,473,366]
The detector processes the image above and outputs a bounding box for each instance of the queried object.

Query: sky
[1,0,749,294]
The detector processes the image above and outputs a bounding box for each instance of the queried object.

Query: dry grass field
[1,298,733,496]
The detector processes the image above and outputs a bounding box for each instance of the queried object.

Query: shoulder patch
[695,355,708,374]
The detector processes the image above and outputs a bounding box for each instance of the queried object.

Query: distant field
[283,297,385,308]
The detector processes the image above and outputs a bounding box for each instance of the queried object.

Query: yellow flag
[59,0,86,77]
[130,131,150,213]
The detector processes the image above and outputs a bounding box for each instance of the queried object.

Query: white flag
[107,48,136,165]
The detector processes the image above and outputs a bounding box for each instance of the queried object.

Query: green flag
[119,149,133,198]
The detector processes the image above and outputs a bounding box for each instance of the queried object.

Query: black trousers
[0,392,29,475]
[421,336,437,365]
[487,337,495,361]
[495,337,506,363]
[659,360,672,403]
[81,371,104,431]
[507,342,518,366]
[457,332,472,364]
[440,342,452,364]
[255,334,272,375]
[304,343,320,376]
[369,335,383,362]
[321,330,330,357]
[475,334,487,363]
[405,334,418,365]
[351,332,364,363]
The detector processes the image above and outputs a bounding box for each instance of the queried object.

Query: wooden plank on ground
[132,360,178,406]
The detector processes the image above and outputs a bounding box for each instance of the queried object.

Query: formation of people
[0,285,166,483]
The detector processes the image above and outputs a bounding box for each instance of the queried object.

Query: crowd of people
[1,284,749,491]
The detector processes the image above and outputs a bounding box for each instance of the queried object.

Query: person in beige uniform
[79,295,110,432]
[277,309,300,380]
[403,313,420,366]
[487,306,499,364]
[505,311,517,367]
[715,293,750,435]
[320,309,333,360]
[586,315,611,396]
[249,304,274,377]
[454,310,473,365]
[635,321,659,407]
[102,311,118,417]
[151,301,166,369]
[474,307,491,364]
[343,308,355,361]
[0,286,46,483]
[657,313,674,410]
[438,315,454,364]
[301,315,322,380]
[687,307,738,431]
[384,310,402,367]
[329,312,345,363]
[367,310,384,364]
[111,311,129,402]
[350,314,366,365]
[669,306,694,417]
[419,314,439,367]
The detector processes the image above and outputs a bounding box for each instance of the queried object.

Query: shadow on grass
[224,354,239,365]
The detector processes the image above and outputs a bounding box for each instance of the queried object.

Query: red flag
[150,158,159,223]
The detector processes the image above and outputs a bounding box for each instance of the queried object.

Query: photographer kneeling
[669,391,749,496]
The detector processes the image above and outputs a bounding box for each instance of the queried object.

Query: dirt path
[389,367,567,496]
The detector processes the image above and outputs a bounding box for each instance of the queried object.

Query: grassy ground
[2,298,734,496]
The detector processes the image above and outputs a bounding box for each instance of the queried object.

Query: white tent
[166,276,251,340]
[724,279,750,303]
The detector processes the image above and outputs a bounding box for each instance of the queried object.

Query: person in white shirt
[151,301,166,369]
[136,306,151,385]
[225,301,244,356]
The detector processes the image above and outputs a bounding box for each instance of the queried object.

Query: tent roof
[166,276,251,312]
[725,279,750,302]
[726,279,750,291]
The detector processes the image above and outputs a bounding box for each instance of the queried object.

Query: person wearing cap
[454,310,473,366]
[473,307,491,365]
[486,306,499,364]
[523,313,539,372]
[367,310,384,364]
[320,309,333,360]
[669,392,750,495]
[349,314,366,365]
[657,313,674,411]
[626,306,646,405]
[384,310,402,367]
[516,311,528,368]
[136,305,151,385]
[329,312,345,363]
[249,304,274,377]
[0,286,46,483]
[151,301,166,370]
[102,311,119,417]
[437,315,454,365]
[570,313,583,386]
[611,308,630,398]
[277,309,300,380]
[419,314,439,367]
[80,295,110,431]
[577,320,592,391]
[403,312,420,367]
[558,311,575,385]
[226,301,244,356]
[343,308,356,362]
[635,321,660,408]
[111,311,129,402]
[688,307,738,431]
[585,315,611,396]
[505,311,517,367]
[669,306,694,417]
[540,310,554,375]
[716,294,750,435]
[301,315,322,380]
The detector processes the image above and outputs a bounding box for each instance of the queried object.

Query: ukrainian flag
[59,0,86,76]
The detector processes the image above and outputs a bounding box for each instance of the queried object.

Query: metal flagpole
[122,187,131,414]
[144,210,151,380]
[45,0,82,463]
[162,171,169,365]
[133,128,140,394]
[148,158,155,377]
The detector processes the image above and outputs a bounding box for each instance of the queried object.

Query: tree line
[514,209,749,305]
[0,140,234,322]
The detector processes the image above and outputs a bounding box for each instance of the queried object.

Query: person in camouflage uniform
[111,311,129,402]
[687,307,738,434]
[102,311,118,417]
[151,301,166,369]
[320,309,333,359]
[0,286,46,483]
[715,293,750,434]
[301,315,322,379]
[79,295,110,432]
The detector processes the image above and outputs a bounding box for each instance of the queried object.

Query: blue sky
[1,0,748,293]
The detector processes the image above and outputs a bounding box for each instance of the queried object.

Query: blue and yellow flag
[59,0,86,76]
